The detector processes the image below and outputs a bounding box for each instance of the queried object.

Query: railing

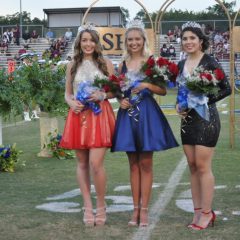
[0,25,44,38]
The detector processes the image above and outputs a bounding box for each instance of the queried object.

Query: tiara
[126,19,145,30]
[78,23,98,33]
[182,21,201,30]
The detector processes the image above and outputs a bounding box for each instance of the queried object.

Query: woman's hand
[70,100,85,114]
[131,82,148,94]
[88,91,106,102]
[119,98,131,109]
[176,103,188,118]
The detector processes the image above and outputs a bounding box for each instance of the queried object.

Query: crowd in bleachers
[0,27,74,69]
[42,28,72,61]
[160,23,231,61]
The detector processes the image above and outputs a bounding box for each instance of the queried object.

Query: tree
[0,11,45,25]
[121,7,130,27]
[206,0,236,16]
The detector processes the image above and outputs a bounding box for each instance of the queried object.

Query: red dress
[59,60,115,149]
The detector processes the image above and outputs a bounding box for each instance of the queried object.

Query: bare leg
[127,152,141,225]
[76,150,92,207]
[139,152,153,226]
[195,145,215,228]
[183,145,201,225]
[89,148,107,225]
[75,150,94,226]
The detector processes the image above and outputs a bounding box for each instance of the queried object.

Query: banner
[96,27,155,55]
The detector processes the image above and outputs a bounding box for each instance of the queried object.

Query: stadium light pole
[20,0,22,38]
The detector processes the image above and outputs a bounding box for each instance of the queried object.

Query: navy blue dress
[111,61,178,152]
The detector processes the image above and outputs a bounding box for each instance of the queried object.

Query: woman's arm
[132,82,166,96]
[206,58,232,104]
[64,62,84,113]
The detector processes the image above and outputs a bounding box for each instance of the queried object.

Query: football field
[0,94,239,240]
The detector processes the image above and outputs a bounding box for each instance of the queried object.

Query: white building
[43,6,124,29]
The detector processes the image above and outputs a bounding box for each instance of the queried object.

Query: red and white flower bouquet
[185,66,225,95]
[140,56,179,87]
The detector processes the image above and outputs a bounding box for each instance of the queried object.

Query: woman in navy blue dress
[111,20,178,227]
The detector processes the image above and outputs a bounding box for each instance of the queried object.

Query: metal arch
[81,0,154,31]
[232,8,240,131]
[155,0,235,148]
[154,0,175,57]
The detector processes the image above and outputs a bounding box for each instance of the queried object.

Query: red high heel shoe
[187,207,201,228]
[192,210,216,230]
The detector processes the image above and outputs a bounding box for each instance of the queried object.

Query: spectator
[214,31,223,45]
[22,29,31,47]
[223,40,230,53]
[31,30,39,43]
[166,29,175,43]
[160,43,169,57]
[45,29,54,43]
[64,28,73,42]
[0,39,8,54]
[168,44,176,59]
[3,30,10,43]
[14,24,20,46]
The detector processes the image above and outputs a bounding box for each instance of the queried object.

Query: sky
[0,0,238,20]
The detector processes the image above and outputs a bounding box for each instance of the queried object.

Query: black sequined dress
[177,54,231,147]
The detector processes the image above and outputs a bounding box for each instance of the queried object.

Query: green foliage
[0,144,23,172]
[135,0,237,32]
[0,11,45,25]
[0,69,26,118]
[16,61,68,116]
[121,7,130,27]
[206,0,236,16]
[45,130,74,160]
[0,60,68,118]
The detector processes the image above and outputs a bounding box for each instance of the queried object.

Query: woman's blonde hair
[71,29,108,78]
[123,27,151,61]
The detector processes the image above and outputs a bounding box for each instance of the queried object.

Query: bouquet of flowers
[76,81,102,115]
[45,130,74,160]
[93,74,121,94]
[177,66,225,120]
[0,144,23,172]
[76,74,121,114]
[140,56,179,88]
[185,66,225,95]
[119,56,179,103]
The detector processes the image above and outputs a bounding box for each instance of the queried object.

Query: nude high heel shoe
[139,208,149,227]
[82,207,94,227]
[128,206,139,227]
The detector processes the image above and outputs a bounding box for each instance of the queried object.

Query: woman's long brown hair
[71,29,108,79]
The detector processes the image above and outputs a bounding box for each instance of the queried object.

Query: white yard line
[132,156,188,240]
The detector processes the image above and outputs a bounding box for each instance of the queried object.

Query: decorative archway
[232,9,240,135]
[155,0,235,148]
[80,0,155,55]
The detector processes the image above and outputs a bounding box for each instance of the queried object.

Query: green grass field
[0,94,240,240]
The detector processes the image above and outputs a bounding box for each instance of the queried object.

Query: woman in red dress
[60,24,115,227]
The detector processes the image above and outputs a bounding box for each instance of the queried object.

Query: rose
[145,68,153,76]
[214,68,225,80]
[146,56,155,67]
[103,85,111,92]
[200,73,213,81]
[156,57,169,67]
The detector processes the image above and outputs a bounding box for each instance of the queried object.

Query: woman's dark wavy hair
[71,29,108,78]
[181,27,209,52]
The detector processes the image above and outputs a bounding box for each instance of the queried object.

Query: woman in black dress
[176,22,231,230]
